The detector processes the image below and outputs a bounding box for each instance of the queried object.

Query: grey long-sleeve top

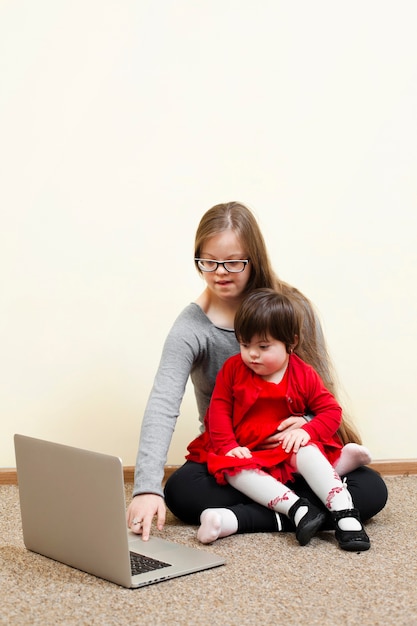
[133,303,239,497]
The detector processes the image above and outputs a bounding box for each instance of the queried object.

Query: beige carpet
[1,476,416,626]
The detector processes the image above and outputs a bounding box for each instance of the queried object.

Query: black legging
[164,461,388,532]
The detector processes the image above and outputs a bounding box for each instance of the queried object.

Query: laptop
[14,434,225,588]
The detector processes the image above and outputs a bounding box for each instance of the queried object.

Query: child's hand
[226,446,252,459]
[258,416,307,449]
[280,429,311,454]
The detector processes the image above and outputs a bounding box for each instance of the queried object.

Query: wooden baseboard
[368,459,417,476]
[0,469,18,485]
[136,461,417,482]
[1,459,416,486]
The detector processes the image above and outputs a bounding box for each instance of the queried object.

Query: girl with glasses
[126,202,387,541]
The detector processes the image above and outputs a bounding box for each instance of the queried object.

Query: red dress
[186,353,343,485]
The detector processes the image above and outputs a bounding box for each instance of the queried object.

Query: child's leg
[294,445,356,513]
[197,470,298,543]
[225,469,325,546]
[226,469,299,515]
[334,443,372,476]
[295,445,370,551]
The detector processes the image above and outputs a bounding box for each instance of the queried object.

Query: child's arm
[207,363,241,455]
[300,365,342,442]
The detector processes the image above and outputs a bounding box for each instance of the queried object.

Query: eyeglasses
[195,258,250,273]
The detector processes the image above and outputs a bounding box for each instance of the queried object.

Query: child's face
[199,230,251,302]
[240,334,289,380]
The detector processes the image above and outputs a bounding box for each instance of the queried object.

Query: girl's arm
[133,311,201,498]
[127,311,200,540]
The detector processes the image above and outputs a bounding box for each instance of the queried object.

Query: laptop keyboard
[130,551,171,575]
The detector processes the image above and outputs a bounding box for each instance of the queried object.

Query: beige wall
[1,1,416,467]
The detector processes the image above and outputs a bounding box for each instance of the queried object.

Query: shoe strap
[332,507,361,523]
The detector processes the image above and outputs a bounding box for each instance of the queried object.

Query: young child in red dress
[196,288,370,551]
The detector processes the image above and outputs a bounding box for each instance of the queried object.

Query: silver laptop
[14,434,225,588]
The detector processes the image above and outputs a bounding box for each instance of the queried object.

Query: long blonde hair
[195,201,361,445]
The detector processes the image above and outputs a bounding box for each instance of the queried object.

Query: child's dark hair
[234,288,302,354]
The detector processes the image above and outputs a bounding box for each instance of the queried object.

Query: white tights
[197,444,365,544]
[227,445,354,517]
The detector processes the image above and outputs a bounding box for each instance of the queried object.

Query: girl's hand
[226,446,252,459]
[258,416,307,449]
[126,494,166,541]
[279,428,311,454]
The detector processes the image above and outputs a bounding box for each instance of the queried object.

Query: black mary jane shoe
[288,497,326,546]
[332,508,371,552]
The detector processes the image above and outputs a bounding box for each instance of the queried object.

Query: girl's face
[199,230,251,302]
[240,334,289,381]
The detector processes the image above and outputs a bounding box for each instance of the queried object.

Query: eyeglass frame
[194,258,250,273]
